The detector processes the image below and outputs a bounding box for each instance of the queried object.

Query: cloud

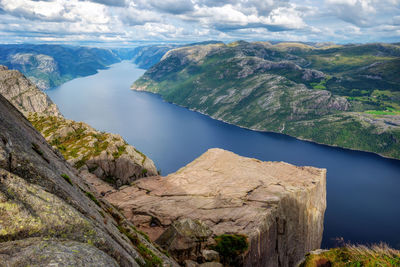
[85,0,128,7]
[325,0,400,27]
[0,0,398,44]
[145,0,194,14]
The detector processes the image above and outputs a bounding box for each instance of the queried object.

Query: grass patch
[84,191,101,207]
[212,234,248,266]
[61,173,73,186]
[117,224,162,266]
[74,156,88,169]
[134,148,147,165]
[365,108,400,116]
[300,243,400,267]
[31,142,43,156]
[112,145,126,159]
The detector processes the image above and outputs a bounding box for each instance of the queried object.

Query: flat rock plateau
[106,148,327,267]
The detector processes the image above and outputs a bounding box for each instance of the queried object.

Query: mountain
[0,44,120,89]
[132,41,400,159]
[118,41,224,69]
[131,45,181,69]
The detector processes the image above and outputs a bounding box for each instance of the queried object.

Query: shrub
[213,234,248,266]
[61,173,73,185]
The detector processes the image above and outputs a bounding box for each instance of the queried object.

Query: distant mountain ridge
[0,44,120,89]
[132,41,400,159]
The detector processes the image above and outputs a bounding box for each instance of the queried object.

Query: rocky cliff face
[0,93,178,266]
[106,148,327,267]
[0,44,120,89]
[132,41,400,159]
[28,114,158,188]
[0,65,60,116]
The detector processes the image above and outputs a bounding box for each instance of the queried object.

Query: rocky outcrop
[106,148,327,266]
[27,114,158,188]
[0,92,177,266]
[0,65,60,116]
[156,218,214,264]
[0,67,157,188]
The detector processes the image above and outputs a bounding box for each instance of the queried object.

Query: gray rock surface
[106,148,327,267]
[0,67,157,188]
[0,65,60,116]
[0,93,178,266]
[156,218,213,264]
[202,250,220,262]
[0,238,119,267]
[27,114,158,187]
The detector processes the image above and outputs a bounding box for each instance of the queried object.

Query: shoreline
[131,87,400,162]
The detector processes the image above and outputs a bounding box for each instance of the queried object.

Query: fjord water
[47,61,400,249]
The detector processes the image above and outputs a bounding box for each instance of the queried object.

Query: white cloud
[0,0,398,44]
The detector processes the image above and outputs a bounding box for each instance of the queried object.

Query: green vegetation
[212,234,248,266]
[84,191,101,207]
[27,115,131,169]
[60,173,73,186]
[0,44,120,89]
[112,145,126,159]
[117,224,162,266]
[134,148,147,165]
[132,41,400,159]
[300,244,400,267]
[31,142,43,156]
[310,76,332,90]
[365,109,400,116]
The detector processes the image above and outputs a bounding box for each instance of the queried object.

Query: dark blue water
[47,61,400,249]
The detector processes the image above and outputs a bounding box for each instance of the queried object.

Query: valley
[132,41,400,159]
[46,61,400,250]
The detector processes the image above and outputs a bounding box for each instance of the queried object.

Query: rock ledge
[106,148,327,266]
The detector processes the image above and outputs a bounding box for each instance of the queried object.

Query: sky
[0,0,399,46]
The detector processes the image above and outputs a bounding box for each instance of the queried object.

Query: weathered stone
[106,148,327,267]
[27,114,158,188]
[0,92,178,266]
[202,249,220,262]
[184,259,200,267]
[0,65,61,116]
[0,238,119,267]
[199,262,223,267]
[156,218,213,264]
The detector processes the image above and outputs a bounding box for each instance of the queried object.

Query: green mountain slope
[132,41,400,159]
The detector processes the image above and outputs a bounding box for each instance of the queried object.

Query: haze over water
[47,61,400,249]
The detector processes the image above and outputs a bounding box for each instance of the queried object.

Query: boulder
[199,262,223,267]
[202,249,220,262]
[156,218,213,264]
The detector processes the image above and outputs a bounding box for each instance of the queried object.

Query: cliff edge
[106,148,327,266]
